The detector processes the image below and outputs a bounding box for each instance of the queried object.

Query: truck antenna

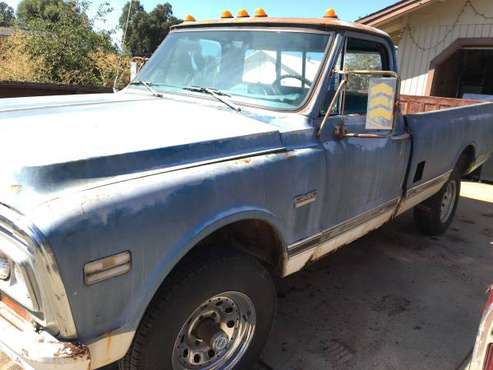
[113,0,133,92]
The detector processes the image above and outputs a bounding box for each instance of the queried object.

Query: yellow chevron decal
[368,96,393,109]
[368,107,393,121]
[370,83,394,97]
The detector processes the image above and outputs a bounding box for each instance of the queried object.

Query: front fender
[27,145,325,366]
[119,205,286,332]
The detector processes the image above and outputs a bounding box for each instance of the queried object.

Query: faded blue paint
[317,114,411,227]
[0,27,492,359]
[405,103,493,188]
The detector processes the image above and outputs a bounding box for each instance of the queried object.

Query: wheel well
[193,219,285,275]
[458,145,476,175]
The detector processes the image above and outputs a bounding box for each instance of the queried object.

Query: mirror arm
[317,75,347,137]
[318,69,400,140]
[345,69,399,79]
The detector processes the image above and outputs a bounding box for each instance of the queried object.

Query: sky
[4,0,397,43]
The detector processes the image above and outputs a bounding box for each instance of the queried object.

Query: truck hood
[0,92,284,211]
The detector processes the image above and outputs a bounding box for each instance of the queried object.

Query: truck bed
[400,95,481,115]
[401,95,493,192]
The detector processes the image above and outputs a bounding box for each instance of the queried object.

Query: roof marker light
[184,14,196,21]
[324,8,338,18]
[221,10,233,18]
[237,9,250,17]
[254,8,268,17]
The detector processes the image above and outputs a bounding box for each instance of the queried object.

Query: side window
[343,38,388,115]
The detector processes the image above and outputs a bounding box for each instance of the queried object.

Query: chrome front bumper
[0,303,90,370]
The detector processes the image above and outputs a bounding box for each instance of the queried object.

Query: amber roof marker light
[254,8,268,17]
[237,9,250,17]
[184,14,196,21]
[221,10,234,18]
[323,8,338,18]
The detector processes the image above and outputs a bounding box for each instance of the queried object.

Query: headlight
[0,233,38,312]
[0,204,78,338]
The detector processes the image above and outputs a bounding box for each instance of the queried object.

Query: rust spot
[234,158,252,165]
[54,342,90,360]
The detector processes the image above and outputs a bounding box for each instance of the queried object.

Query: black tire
[119,246,276,370]
[413,169,461,236]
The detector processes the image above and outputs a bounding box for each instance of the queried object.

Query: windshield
[133,29,332,110]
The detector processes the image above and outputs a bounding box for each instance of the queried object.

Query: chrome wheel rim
[172,291,256,370]
[440,180,457,223]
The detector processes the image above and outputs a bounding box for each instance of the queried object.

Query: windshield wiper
[130,80,164,98]
[183,86,241,112]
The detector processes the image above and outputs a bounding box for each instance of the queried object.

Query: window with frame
[324,37,389,116]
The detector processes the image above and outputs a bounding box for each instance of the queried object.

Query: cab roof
[172,17,390,39]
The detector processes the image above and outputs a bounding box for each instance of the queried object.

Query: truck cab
[0,8,492,370]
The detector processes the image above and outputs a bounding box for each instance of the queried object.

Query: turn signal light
[221,10,233,18]
[324,8,338,18]
[184,14,196,21]
[84,251,131,285]
[254,8,268,17]
[0,293,31,321]
[237,9,250,17]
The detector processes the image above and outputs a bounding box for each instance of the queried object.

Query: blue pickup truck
[0,10,492,370]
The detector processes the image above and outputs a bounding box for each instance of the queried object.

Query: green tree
[119,1,181,57]
[0,2,15,26]
[8,0,122,87]
[16,0,83,25]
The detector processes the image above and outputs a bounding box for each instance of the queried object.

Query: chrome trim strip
[283,172,452,277]
[396,170,452,216]
[288,197,400,258]
[406,170,452,199]
[0,203,77,339]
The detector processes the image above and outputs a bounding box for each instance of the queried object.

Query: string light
[404,0,493,52]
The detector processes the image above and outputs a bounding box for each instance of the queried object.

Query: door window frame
[320,31,396,119]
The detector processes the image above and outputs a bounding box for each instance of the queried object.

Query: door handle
[391,133,411,141]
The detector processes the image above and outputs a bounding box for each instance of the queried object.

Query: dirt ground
[256,181,493,370]
[1,182,492,370]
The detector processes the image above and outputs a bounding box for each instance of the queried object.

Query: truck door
[317,33,411,237]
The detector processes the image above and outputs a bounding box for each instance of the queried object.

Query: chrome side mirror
[318,69,400,139]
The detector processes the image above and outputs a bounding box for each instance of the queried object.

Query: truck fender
[116,206,286,343]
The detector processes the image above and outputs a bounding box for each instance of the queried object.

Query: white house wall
[397,0,493,96]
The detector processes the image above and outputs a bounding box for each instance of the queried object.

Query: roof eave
[357,0,437,27]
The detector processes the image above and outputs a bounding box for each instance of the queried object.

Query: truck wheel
[119,247,276,370]
[413,170,461,236]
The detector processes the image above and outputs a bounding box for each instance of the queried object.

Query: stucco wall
[397,0,493,96]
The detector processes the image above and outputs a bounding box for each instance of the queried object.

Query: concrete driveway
[1,182,493,370]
